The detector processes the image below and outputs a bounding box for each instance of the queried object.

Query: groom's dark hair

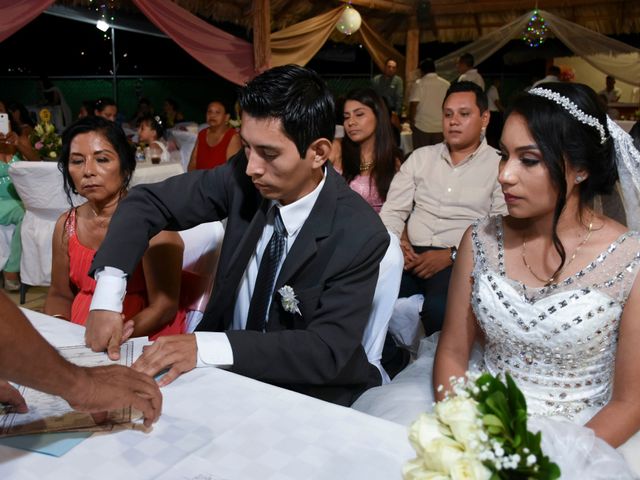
[238,64,335,157]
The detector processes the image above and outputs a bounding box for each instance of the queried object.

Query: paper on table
[0,431,92,457]
[0,342,135,437]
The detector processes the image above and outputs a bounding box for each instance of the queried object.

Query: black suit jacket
[91,152,390,405]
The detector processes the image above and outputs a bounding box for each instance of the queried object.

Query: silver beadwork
[528,87,607,144]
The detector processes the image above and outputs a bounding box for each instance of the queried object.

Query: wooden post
[253,0,271,73]
[405,15,419,113]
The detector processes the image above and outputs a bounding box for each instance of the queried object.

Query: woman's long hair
[341,88,401,201]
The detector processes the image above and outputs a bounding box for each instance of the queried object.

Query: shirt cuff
[89,266,127,313]
[194,332,234,367]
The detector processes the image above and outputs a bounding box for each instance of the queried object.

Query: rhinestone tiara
[528,87,607,144]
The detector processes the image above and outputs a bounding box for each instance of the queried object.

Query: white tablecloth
[131,161,184,187]
[0,310,414,479]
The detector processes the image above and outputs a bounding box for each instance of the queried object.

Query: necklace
[521,217,594,285]
[359,160,374,173]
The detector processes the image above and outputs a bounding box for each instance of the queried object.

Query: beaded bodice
[471,216,640,423]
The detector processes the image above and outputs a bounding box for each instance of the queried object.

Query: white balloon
[335,5,362,36]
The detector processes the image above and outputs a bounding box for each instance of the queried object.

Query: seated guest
[44,116,186,338]
[0,100,39,160]
[0,122,26,291]
[93,97,118,122]
[162,98,184,128]
[332,88,402,213]
[137,114,170,163]
[84,65,390,407]
[188,100,241,171]
[380,81,507,336]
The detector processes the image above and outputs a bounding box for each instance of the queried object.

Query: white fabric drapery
[435,10,640,87]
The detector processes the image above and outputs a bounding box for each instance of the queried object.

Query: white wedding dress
[353,216,640,478]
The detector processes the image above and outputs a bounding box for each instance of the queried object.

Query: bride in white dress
[353,83,640,478]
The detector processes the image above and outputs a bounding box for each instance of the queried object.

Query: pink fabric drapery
[0,0,54,43]
[132,0,255,86]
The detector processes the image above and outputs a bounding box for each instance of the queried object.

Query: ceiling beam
[339,0,414,15]
[428,0,625,16]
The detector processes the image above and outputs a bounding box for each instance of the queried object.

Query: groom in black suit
[85,65,390,406]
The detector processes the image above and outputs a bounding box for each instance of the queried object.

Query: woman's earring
[575,175,585,184]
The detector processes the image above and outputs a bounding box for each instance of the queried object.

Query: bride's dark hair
[506,82,617,282]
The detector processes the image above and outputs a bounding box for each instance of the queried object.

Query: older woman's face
[68,131,124,203]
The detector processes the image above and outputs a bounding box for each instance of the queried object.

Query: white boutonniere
[278,285,301,315]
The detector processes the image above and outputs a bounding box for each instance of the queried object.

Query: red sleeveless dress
[194,127,237,170]
[66,208,186,338]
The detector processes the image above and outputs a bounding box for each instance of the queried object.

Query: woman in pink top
[188,100,241,171]
[334,88,402,212]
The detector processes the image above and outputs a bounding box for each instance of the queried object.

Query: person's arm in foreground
[0,292,162,427]
[586,270,640,447]
[432,226,479,400]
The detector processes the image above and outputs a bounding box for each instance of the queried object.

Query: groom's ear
[306,138,332,169]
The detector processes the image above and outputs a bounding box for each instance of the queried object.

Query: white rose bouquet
[403,373,560,480]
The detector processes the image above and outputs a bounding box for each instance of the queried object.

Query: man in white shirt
[380,81,506,336]
[84,65,389,406]
[599,75,622,104]
[532,65,561,87]
[409,58,451,149]
[456,53,485,90]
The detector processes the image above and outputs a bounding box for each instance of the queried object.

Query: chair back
[362,231,404,384]
[0,224,15,271]
[179,221,225,333]
[8,161,82,286]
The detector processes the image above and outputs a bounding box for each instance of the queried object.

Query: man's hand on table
[65,365,162,428]
[0,380,28,413]
[133,335,197,387]
[85,310,133,360]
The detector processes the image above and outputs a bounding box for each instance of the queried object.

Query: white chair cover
[168,129,197,171]
[8,162,82,286]
[0,224,15,271]
[179,221,225,333]
[362,231,404,384]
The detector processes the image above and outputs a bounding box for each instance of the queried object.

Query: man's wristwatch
[449,246,458,263]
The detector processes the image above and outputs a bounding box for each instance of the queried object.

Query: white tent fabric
[435,9,640,87]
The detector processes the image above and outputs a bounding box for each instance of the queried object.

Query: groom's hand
[85,310,126,360]
[133,335,197,387]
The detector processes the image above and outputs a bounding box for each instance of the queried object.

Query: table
[131,161,185,187]
[0,309,414,480]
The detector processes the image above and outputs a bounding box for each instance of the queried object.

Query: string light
[522,9,548,48]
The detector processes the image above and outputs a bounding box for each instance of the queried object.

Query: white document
[0,342,136,436]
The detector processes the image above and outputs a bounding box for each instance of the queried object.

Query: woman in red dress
[188,100,241,171]
[45,116,186,339]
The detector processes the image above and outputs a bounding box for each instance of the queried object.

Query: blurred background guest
[137,114,170,163]
[333,88,402,213]
[44,116,186,338]
[77,99,94,120]
[1,100,39,160]
[162,98,184,128]
[409,58,450,149]
[188,100,241,171]
[0,120,26,291]
[93,97,118,122]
